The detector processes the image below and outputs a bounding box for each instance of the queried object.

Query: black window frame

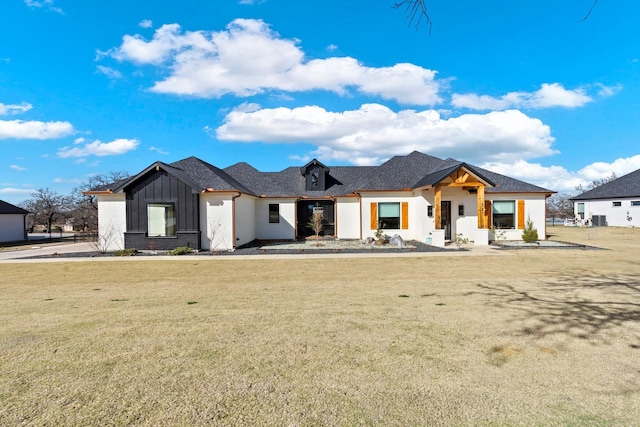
[268,203,280,223]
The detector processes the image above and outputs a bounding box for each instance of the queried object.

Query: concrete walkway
[0,242,504,263]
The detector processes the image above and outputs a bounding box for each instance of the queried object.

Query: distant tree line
[546,172,616,220]
[19,171,128,234]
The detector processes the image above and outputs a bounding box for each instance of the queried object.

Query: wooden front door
[441,201,452,240]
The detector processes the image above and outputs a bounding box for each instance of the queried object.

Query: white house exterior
[0,200,29,243]
[87,152,554,252]
[572,168,640,227]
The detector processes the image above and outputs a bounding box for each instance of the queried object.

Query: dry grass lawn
[1,226,639,426]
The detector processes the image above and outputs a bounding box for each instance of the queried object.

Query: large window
[269,204,280,223]
[492,201,515,229]
[378,202,400,229]
[147,203,176,237]
[577,203,585,219]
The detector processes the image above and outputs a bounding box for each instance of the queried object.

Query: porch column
[476,185,486,228]
[434,185,442,229]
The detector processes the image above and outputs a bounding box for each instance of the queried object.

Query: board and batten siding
[125,169,199,233]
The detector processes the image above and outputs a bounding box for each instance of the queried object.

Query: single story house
[87,151,554,251]
[572,168,640,227]
[0,200,29,243]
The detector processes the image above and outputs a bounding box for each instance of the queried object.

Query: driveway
[0,242,95,260]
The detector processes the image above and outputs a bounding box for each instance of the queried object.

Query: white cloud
[104,19,442,105]
[596,83,622,97]
[481,154,640,193]
[0,119,74,140]
[53,177,82,184]
[24,0,63,14]
[57,138,139,158]
[96,65,123,80]
[216,104,555,166]
[149,146,169,155]
[577,155,640,181]
[10,164,26,171]
[452,83,594,110]
[0,187,35,198]
[0,102,33,115]
[139,19,153,28]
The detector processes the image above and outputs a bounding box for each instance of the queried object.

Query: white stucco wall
[200,194,235,251]
[97,194,126,251]
[255,199,296,240]
[360,193,416,241]
[335,197,361,239]
[0,214,26,242]
[488,194,547,241]
[576,198,640,227]
[235,195,256,247]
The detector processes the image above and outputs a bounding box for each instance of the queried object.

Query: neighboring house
[86,151,554,252]
[572,168,640,227]
[0,200,29,243]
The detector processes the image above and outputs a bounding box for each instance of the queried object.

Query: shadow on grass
[466,273,640,348]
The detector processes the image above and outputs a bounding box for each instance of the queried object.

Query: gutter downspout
[354,192,363,240]
[231,192,242,250]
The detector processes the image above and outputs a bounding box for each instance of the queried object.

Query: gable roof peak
[300,158,330,176]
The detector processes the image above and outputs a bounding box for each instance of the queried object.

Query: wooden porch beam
[476,185,486,229]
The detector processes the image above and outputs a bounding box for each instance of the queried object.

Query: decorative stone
[389,234,405,247]
[365,237,375,245]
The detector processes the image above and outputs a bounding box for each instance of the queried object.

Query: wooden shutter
[370,203,378,230]
[517,200,525,229]
[484,200,492,228]
[401,202,409,230]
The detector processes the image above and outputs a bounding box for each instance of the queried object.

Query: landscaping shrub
[113,248,137,256]
[522,217,539,243]
[170,246,194,256]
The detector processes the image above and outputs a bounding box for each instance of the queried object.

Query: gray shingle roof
[0,200,29,215]
[572,168,640,200]
[101,151,554,197]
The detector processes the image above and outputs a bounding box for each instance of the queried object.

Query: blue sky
[1,0,639,204]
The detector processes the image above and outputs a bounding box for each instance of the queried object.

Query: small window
[378,202,400,230]
[492,200,515,229]
[632,201,640,207]
[458,204,465,216]
[147,203,176,237]
[427,206,433,217]
[612,201,622,207]
[269,204,279,223]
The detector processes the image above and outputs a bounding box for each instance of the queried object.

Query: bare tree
[307,210,325,243]
[547,193,575,219]
[574,172,617,193]
[393,1,599,31]
[22,188,71,233]
[68,171,128,232]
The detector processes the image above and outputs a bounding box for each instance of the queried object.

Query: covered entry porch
[295,199,336,238]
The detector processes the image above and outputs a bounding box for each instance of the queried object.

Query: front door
[441,201,452,240]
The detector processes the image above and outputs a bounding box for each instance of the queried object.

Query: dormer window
[301,159,330,191]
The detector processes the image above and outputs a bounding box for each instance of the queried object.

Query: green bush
[522,217,539,243]
[170,246,194,256]
[113,248,137,257]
